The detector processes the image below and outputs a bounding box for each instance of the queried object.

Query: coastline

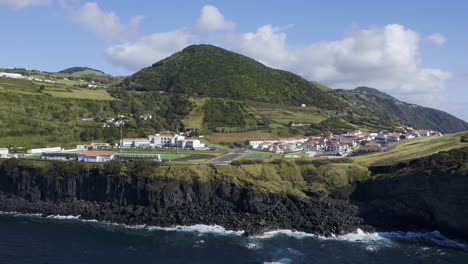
[0,191,369,237]
[1,208,466,251]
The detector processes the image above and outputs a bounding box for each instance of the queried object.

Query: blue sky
[1,0,467,121]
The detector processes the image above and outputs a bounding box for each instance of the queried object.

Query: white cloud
[105,30,192,70]
[195,5,235,32]
[103,4,451,107]
[235,25,291,69]
[68,2,143,41]
[426,33,447,45]
[233,24,451,106]
[105,4,236,70]
[0,0,51,9]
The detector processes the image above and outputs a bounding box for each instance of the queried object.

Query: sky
[1,0,467,121]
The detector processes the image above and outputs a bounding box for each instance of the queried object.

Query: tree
[39,85,45,91]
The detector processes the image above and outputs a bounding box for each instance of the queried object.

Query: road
[209,150,246,165]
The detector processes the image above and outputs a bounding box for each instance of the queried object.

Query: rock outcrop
[0,160,366,236]
[352,147,468,240]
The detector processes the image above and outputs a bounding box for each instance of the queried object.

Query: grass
[182,97,207,129]
[43,88,116,100]
[160,154,188,160]
[246,101,328,125]
[352,132,468,166]
[244,153,272,159]
[0,135,81,150]
[0,77,116,101]
[205,130,275,145]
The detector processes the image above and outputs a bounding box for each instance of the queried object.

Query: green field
[352,132,468,166]
[182,97,207,129]
[244,153,272,159]
[246,101,329,125]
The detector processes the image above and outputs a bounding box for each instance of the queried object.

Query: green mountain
[123,44,468,134]
[124,44,344,109]
[58,67,110,77]
[336,87,468,133]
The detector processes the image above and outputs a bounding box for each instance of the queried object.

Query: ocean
[0,212,467,264]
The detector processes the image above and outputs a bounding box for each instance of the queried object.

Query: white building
[78,151,115,163]
[0,148,9,159]
[387,133,401,142]
[419,130,431,137]
[0,72,25,79]
[375,133,388,142]
[249,139,280,149]
[326,143,350,154]
[121,138,152,148]
[177,139,206,149]
[27,147,63,154]
[149,134,181,147]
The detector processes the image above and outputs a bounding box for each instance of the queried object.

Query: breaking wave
[1,211,465,250]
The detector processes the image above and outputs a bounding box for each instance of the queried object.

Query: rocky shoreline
[0,188,370,237]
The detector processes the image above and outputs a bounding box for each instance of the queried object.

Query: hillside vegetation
[337,87,468,133]
[0,77,192,148]
[122,44,468,135]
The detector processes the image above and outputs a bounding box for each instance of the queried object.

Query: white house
[326,142,350,154]
[0,148,9,159]
[375,133,388,142]
[78,151,115,163]
[419,130,431,137]
[249,139,279,149]
[387,133,401,142]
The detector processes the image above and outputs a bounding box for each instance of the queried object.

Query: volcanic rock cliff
[352,147,468,240]
[0,159,366,236]
[1,147,467,239]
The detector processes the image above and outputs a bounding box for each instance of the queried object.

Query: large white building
[0,72,25,79]
[78,151,115,163]
[149,134,176,146]
[121,138,152,148]
[27,147,63,154]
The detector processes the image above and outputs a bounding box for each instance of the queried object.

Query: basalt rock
[0,162,366,236]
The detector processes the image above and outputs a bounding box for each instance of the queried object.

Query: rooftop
[80,151,114,157]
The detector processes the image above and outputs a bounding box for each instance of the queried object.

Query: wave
[254,228,466,250]
[1,211,465,250]
[0,211,42,217]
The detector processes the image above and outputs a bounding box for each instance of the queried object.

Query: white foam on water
[245,242,261,250]
[255,229,315,239]
[0,211,42,217]
[263,258,293,264]
[1,210,466,250]
[144,224,245,236]
[46,215,81,220]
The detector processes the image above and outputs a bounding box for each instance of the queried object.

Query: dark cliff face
[352,147,468,239]
[0,160,365,236]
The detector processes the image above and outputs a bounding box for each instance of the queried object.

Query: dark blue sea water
[1,213,467,264]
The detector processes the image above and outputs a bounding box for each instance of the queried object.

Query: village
[247,127,443,157]
[0,127,443,163]
[0,132,210,163]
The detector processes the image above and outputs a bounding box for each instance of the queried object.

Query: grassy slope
[0,78,116,148]
[352,131,468,166]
